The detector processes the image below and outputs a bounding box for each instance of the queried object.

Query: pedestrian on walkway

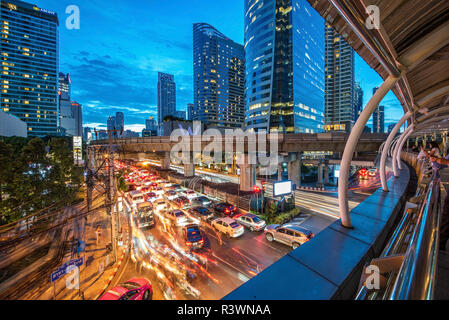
[95,225,102,246]
[430,153,449,251]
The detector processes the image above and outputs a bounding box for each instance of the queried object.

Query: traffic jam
[100,161,315,300]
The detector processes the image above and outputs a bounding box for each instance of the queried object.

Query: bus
[137,202,155,229]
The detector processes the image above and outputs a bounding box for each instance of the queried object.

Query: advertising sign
[273,181,292,197]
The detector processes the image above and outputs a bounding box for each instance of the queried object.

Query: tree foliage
[0,136,83,225]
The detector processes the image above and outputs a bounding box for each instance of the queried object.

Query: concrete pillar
[317,163,324,187]
[278,163,283,181]
[288,159,301,187]
[161,152,170,170]
[238,154,256,192]
[184,163,195,177]
[324,164,329,185]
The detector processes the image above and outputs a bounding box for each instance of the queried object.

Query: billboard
[73,136,82,166]
[273,181,292,197]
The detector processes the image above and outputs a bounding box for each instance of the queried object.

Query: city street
[106,161,382,300]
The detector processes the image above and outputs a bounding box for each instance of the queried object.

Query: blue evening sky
[33,0,404,133]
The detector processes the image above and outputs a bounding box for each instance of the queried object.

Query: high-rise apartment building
[372,87,385,133]
[0,0,59,137]
[244,0,325,133]
[324,24,355,132]
[157,72,176,130]
[193,23,245,129]
[354,82,363,122]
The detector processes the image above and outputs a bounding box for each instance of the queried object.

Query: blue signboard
[51,258,83,282]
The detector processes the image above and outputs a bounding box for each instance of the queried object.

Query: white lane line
[211,252,248,280]
[253,236,286,255]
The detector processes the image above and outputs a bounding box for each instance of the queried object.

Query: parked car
[182,190,197,200]
[264,224,314,249]
[99,278,153,300]
[235,213,266,232]
[172,196,191,209]
[182,224,204,250]
[211,217,244,238]
[211,202,237,217]
[191,196,212,208]
[164,190,178,201]
[171,184,183,192]
[190,206,214,221]
[164,209,188,226]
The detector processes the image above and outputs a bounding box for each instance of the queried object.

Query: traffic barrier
[96,249,126,299]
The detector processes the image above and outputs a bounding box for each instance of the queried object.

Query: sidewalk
[37,202,131,300]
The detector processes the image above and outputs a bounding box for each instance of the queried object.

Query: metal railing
[356,153,441,300]
[389,174,440,299]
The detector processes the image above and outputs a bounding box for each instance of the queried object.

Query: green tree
[265,201,279,224]
[116,169,128,192]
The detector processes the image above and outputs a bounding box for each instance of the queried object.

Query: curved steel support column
[393,125,414,176]
[396,127,415,171]
[389,137,399,157]
[338,75,400,228]
[380,112,412,191]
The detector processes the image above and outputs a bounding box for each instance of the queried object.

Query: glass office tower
[193,23,245,128]
[0,0,59,137]
[244,0,325,133]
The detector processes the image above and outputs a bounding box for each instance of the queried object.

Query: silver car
[264,224,314,249]
[235,213,266,232]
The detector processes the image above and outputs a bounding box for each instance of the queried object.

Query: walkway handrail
[389,174,441,299]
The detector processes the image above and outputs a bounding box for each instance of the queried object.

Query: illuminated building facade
[324,24,355,132]
[244,0,325,133]
[193,23,245,128]
[0,0,59,137]
[157,72,176,131]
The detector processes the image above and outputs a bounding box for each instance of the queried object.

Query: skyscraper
[187,103,194,121]
[372,87,385,133]
[324,24,355,132]
[157,72,176,130]
[58,73,82,137]
[193,23,245,129]
[143,116,158,137]
[107,116,116,132]
[115,112,124,134]
[354,82,363,122]
[0,0,59,137]
[244,0,325,133]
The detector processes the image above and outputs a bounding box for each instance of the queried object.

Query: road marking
[211,252,248,280]
[253,236,286,254]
